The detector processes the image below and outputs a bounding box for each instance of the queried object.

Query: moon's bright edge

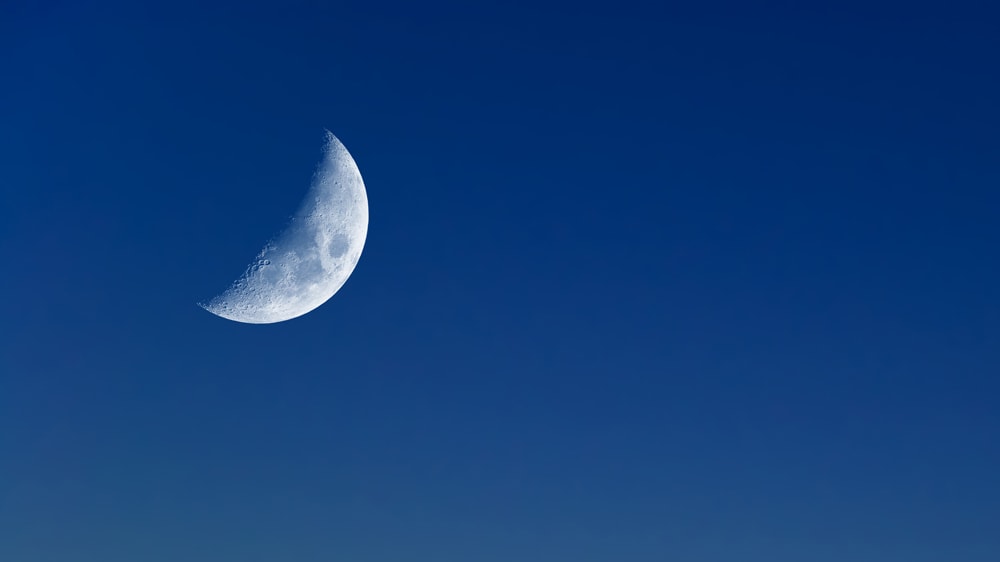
[200,131,369,324]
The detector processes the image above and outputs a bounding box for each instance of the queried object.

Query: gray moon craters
[200,132,369,324]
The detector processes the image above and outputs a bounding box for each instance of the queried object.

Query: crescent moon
[200,131,369,324]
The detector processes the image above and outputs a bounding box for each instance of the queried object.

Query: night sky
[2,2,999,561]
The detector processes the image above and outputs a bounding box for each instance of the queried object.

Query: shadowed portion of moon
[200,131,369,324]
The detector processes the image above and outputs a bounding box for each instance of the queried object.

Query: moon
[200,131,369,324]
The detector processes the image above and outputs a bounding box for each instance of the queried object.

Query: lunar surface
[200,131,368,324]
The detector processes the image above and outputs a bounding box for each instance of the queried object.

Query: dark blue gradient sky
[2,2,998,561]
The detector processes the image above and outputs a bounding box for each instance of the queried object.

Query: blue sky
[1,1,998,561]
